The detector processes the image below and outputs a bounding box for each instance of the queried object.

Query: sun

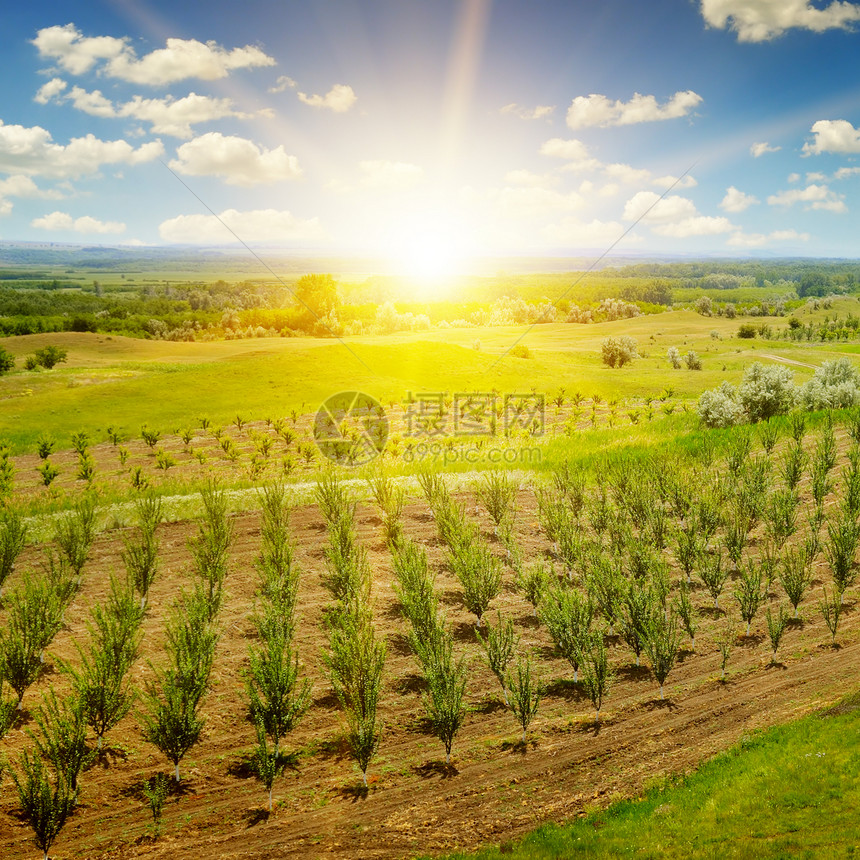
[382,208,470,293]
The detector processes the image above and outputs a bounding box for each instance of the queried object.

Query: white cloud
[297,84,357,112]
[803,119,860,155]
[622,191,698,223]
[653,215,736,237]
[622,190,736,237]
[835,166,860,179]
[358,160,423,190]
[67,86,116,118]
[31,211,125,234]
[269,75,297,94]
[720,185,759,212]
[751,141,781,157]
[566,90,702,128]
[700,1,860,42]
[501,103,555,120]
[0,175,64,199]
[767,183,847,212]
[543,217,630,247]
[653,174,698,190]
[806,171,828,182]
[158,208,324,244]
[34,77,68,105]
[168,133,302,186]
[32,24,125,75]
[788,172,801,183]
[33,24,275,85]
[118,93,246,138]
[37,83,249,138]
[728,228,811,247]
[0,121,163,179]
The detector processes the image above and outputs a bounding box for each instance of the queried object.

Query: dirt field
[1,482,859,860]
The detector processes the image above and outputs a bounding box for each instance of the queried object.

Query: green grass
[434,693,860,860]
[0,309,834,454]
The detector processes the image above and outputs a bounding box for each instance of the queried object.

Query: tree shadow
[698,606,725,619]
[473,695,507,715]
[387,631,413,657]
[453,620,479,643]
[338,783,370,802]
[516,613,541,629]
[413,760,459,779]
[499,737,537,755]
[394,673,427,696]
[616,664,652,682]
[640,697,679,712]
[766,660,788,671]
[737,633,765,647]
[543,678,586,703]
[243,807,271,827]
[312,691,339,710]
[309,736,351,761]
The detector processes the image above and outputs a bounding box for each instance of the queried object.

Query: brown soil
[1,483,859,859]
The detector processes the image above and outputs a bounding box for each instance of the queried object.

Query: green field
[1,306,853,456]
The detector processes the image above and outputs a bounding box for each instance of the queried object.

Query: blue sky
[2,0,860,267]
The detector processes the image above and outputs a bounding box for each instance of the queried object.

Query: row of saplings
[0,407,857,857]
[0,484,318,859]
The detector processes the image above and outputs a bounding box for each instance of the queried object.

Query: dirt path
[758,352,819,369]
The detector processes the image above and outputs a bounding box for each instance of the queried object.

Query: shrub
[684,350,703,371]
[0,507,27,598]
[510,344,531,359]
[37,459,58,488]
[0,346,14,374]
[737,323,757,339]
[643,614,681,700]
[601,336,637,368]
[581,636,614,721]
[29,691,91,791]
[422,636,467,765]
[476,612,518,705]
[505,652,542,743]
[666,346,682,369]
[697,382,743,428]
[738,362,796,422]
[33,345,68,369]
[11,750,78,860]
[141,773,170,837]
[800,357,860,410]
[476,471,518,529]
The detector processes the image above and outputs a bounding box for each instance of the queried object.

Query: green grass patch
[435,694,860,859]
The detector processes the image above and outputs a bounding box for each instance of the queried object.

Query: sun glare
[383,209,470,295]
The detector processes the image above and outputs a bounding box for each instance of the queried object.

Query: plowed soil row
[1,489,858,860]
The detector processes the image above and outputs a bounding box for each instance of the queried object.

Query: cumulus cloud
[504,170,556,188]
[0,121,163,179]
[767,183,847,212]
[700,0,860,42]
[835,166,860,179]
[543,217,630,247]
[159,208,324,244]
[34,77,68,105]
[728,228,811,247]
[720,186,759,212]
[803,119,860,155]
[500,103,555,120]
[37,83,249,138]
[751,141,781,157]
[622,190,736,237]
[31,211,125,233]
[566,90,702,129]
[297,84,357,112]
[168,133,302,186]
[33,24,275,85]
[268,75,297,94]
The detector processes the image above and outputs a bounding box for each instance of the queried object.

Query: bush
[738,362,796,422]
[0,346,14,374]
[33,346,68,369]
[737,323,757,339]
[800,357,860,410]
[601,336,638,368]
[510,344,531,359]
[684,350,702,371]
[697,382,743,428]
[666,346,682,369]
